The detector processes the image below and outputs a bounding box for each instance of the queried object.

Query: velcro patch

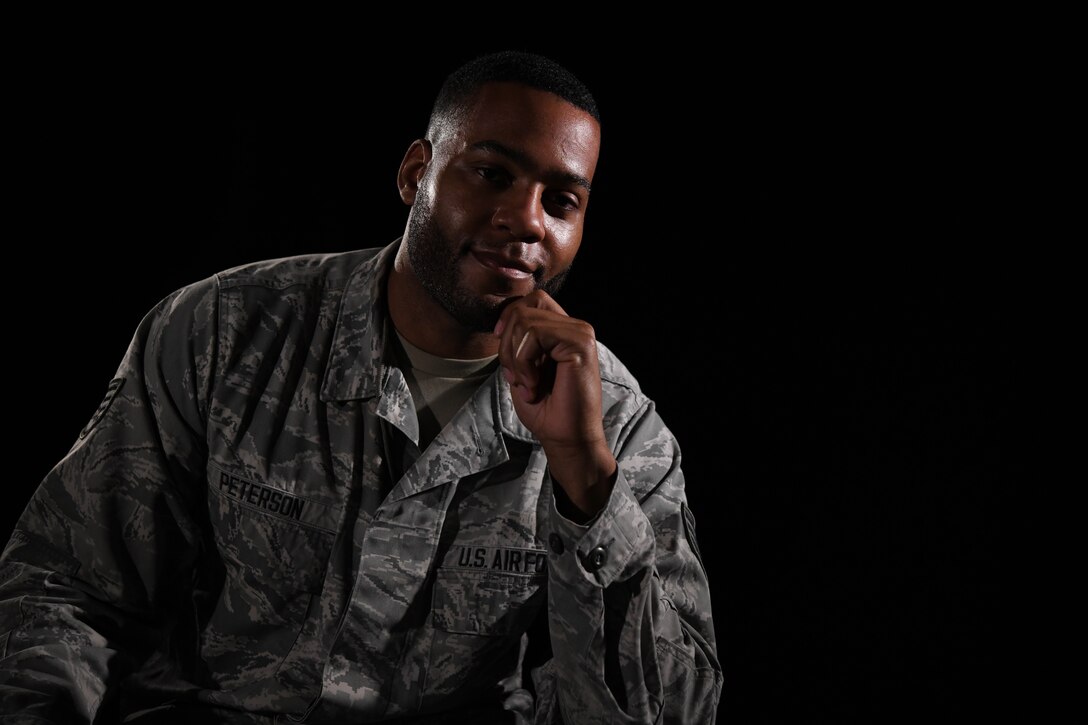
[79,377,125,439]
[682,503,708,580]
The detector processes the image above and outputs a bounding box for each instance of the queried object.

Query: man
[0,52,721,723]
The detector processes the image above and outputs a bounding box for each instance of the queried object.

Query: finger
[493,291,568,337]
[500,323,543,399]
[514,329,533,360]
[496,302,590,385]
[522,289,568,316]
[501,312,591,368]
[503,318,594,403]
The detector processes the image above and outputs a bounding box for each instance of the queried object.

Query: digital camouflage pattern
[0,240,721,723]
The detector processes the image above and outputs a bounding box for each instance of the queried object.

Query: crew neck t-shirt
[393,331,499,450]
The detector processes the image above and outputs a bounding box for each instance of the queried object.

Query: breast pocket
[213,492,333,596]
[432,567,544,635]
[425,565,547,704]
[203,473,339,689]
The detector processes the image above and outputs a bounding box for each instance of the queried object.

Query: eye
[546,192,580,214]
[475,166,511,186]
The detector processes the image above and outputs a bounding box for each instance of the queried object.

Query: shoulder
[214,247,384,292]
[596,340,644,397]
[595,340,682,488]
[596,339,655,424]
[144,246,390,358]
[148,246,388,333]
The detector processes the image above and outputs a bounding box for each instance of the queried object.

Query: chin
[444,290,509,333]
[457,305,505,333]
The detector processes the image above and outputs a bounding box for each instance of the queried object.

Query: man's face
[404,82,601,332]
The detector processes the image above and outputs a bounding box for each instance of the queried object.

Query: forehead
[450,82,601,181]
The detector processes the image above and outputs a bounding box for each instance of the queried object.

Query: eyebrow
[468,140,592,194]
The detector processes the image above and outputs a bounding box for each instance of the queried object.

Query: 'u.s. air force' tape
[447,545,548,575]
[210,465,340,532]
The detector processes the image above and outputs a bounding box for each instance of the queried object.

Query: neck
[387,244,500,360]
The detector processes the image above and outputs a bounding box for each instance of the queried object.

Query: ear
[397,139,433,205]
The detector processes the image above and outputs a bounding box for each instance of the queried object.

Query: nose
[490,183,546,243]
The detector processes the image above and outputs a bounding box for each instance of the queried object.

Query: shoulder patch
[79,377,125,439]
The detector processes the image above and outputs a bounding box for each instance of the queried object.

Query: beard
[405,188,571,332]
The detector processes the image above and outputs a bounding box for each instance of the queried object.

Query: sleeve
[533,397,722,724]
[0,276,220,724]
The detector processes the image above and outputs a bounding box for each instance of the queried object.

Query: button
[583,545,608,572]
[548,533,564,555]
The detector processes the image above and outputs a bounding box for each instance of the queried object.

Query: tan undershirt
[394,331,499,450]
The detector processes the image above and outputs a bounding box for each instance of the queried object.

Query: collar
[319,239,399,403]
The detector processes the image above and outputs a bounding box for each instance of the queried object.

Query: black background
[7,25,1031,722]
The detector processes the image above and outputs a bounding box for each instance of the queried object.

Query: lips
[470,249,537,280]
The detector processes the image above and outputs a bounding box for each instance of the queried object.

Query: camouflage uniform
[0,240,721,723]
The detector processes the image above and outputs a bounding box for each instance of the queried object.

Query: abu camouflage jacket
[0,240,721,723]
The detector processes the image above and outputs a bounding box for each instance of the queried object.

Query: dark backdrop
[7,31,1029,721]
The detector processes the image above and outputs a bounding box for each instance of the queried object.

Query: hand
[493,291,617,518]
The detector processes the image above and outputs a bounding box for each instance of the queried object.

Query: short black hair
[426,51,599,141]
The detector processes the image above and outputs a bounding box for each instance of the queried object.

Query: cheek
[432,184,491,239]
[427,199,474,249]
[546,222,583,261]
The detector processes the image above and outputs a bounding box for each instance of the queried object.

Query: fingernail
[493,319,505,336]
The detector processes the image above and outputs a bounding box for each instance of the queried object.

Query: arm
[0,277,219,723]
[494,293,721,724]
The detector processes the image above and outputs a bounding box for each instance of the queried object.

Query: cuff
[545,467,655,589]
